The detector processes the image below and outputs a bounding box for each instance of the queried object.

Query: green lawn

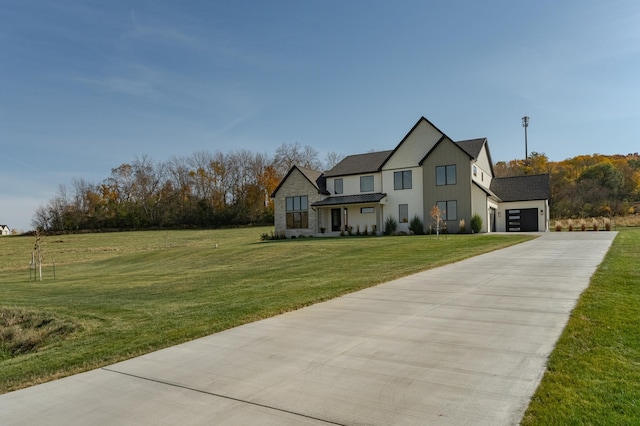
[522,228,640,425]
[0,228,532,393]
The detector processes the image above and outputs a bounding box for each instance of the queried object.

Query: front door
[331,208,341,232]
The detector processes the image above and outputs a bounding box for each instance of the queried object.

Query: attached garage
[506,208,539,232]
[490,174,550,232]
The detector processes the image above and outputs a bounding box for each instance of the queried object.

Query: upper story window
[285,195,308,229]
[436,165,456,186]
[473,165,477,177]
[360,175,374,192]
[334,178,343,194]
[394,170,412,190]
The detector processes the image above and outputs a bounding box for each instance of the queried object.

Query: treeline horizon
[32,146,640,232]
[32,143,342,232]
[495,152,640,218]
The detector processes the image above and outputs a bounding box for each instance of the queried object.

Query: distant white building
[0,225,11,235]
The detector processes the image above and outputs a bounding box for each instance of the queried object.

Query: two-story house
[271,117,549,237]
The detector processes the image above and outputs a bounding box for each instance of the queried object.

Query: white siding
[495,200,549,232]
[337,173,382,195]
[382,167,424,233]
[382,120,442,170]
[471,185,489,233]
[470,146,493,190]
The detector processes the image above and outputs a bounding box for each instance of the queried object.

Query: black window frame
[436,165,457,186]
[334,178,343,194]
[394,170,412,190]
[436,200,457,221]
[399,204,409,223]
[285,195,309,229]
[360,175,374,192]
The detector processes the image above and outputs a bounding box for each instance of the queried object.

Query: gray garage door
[506,208,538,232]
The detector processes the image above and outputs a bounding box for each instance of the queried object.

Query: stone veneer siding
[273,169,324,238]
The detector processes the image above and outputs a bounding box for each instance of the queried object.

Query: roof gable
[270,165,328,198]
[456,138,495,176]
[380,116,449,169]
[455,138,485,159]
[490,174,550,202]
[418,135,467,165]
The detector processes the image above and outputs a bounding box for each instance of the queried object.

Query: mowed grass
[522,228,640,425]
[0,228,532,393]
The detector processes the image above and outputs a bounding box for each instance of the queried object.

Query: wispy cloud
[124,9,199,47]
[72,64,165,97]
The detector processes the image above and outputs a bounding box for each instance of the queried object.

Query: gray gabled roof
[490,174,550,202]
[455,138,496,176]
[323,151,393,178]
[455,138,486,159]
[296,166,324,188]
[311,193,386,207]
[270,165,329,197]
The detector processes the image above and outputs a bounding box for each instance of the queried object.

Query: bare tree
[324,151,345,171]
[31,205,50,230]
[273,142,322,175]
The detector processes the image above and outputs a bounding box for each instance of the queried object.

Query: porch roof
[311,193,386,207]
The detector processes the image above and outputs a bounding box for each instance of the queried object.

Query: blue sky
[2,1,639,231]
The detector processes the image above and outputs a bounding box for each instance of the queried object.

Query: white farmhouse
[272,117,549,237]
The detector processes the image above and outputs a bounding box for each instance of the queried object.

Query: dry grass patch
[0,308,81,360]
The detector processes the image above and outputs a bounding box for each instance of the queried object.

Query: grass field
[0,227,533,394]
[522,227,640,425]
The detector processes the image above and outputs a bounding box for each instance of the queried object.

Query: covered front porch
[311,193,387,236]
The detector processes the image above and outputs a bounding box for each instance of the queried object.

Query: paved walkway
[0,232,616,425]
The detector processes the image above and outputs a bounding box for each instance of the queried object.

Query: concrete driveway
[0,232,616,425]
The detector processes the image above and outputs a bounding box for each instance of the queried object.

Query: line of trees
[32,143,343,232]
[33,145,640,232]
[495,152,640,218]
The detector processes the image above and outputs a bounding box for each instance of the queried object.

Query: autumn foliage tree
[494,152,640,218]
[32,143,339,232]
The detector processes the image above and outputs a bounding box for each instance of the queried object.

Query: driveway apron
[0,232,616,425]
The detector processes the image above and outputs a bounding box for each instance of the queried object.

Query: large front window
[360,175,374,192]
[394,170,412,190]
[286,195,309,229]
[436,165,456,186]
[436,200,457,221]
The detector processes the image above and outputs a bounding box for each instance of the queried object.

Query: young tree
[34,228,44,281]
[430,205,444,239]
